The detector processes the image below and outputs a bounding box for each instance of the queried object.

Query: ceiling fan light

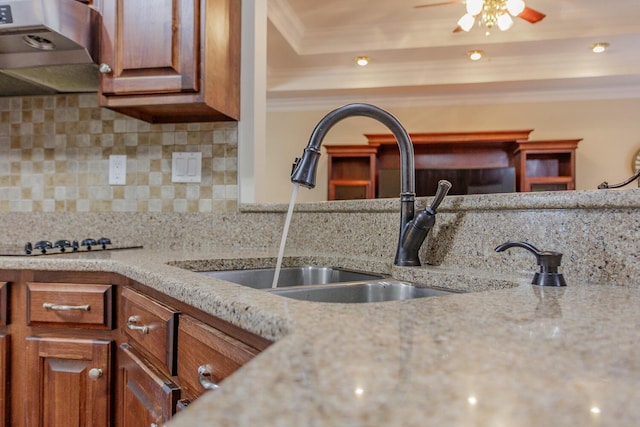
[497,13,514,31]
[466,0,483,16]
[458,13,476,32]
[506,0,526,16]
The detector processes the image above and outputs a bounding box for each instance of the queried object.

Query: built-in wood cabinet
[325,130,581,199]
[25,337,112,427]
[0,269,271,426]
[513,139,580,192]
[98,0,240,123]
[326,145,378,200]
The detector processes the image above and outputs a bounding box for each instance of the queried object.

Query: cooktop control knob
[54,240,72,252]
[97,237,111,250]
[81,238,97,250]
[34,240,53,254]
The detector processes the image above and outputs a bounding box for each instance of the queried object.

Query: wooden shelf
[326,145,377,200]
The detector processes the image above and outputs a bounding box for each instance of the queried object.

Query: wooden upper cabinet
[98,0,240,123]
[99,0,198,96]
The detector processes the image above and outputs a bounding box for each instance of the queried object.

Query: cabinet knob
[99,63,112,74]
[197,365,220,390]
[88,368,103,381]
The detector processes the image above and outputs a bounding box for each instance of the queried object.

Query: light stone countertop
[1,247,639,426]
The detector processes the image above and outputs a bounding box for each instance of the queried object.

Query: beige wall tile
[0,94,238,213]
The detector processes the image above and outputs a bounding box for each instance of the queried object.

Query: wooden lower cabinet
[0,270,270,426]
[120,343,180,427]
[25,337,112,427]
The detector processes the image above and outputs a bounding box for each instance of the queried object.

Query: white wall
[262,98,640,203]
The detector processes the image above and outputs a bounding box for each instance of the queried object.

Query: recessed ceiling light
[355,56,370,66]
[467,50,483,61]
[591,42,609,53]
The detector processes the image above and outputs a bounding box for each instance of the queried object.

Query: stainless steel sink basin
[200,266,385,289]
[268,280,458,303]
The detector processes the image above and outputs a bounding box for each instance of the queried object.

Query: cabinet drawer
[119,343,180,426]
[121,287,178,375]
[27,282,113,329]
[177,315,257,398]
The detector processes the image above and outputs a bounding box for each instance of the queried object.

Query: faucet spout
[293,103,450,267]
[291,103,415,194]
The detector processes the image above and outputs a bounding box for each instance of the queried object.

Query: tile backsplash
[0,94,238,213]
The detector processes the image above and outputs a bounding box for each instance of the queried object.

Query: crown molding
[266,84,640,112]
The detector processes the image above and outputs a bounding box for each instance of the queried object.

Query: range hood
[0,0,99,96]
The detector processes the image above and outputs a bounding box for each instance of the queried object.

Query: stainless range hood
[0,0,99,96]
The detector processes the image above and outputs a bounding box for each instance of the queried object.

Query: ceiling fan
[415,0,546,33]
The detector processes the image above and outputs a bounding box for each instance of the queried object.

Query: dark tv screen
[378,167,516,197]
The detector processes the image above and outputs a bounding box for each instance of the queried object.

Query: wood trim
[365,130,534,145]
[0,334,7,427]
[0,283,7,326]
[324,144,380,155]
[513,139,582,153]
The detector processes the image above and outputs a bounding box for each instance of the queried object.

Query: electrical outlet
[109,155,127,185]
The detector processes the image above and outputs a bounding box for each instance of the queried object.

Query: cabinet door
[25,337,112,427]
[120,343,180,427]
[99,0,199,95]
[0,334,7,427]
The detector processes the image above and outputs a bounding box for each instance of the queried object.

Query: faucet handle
[428,180,452,212]
[495,241,566,287]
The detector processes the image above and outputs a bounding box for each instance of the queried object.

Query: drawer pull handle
[43,303,90,311]
[126,315,150,334]
[198,365,220,390]
[88,368,103,381]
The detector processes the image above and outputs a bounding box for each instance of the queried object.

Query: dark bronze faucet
[291,103,451,266]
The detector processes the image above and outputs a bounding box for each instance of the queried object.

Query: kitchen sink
[268,280,458,303]
[199,266,386,289]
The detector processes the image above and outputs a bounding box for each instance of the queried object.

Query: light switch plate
[172,152,202,183]
[109,155,127,185]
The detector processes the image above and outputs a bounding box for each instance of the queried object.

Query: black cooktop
[0,238,142,256]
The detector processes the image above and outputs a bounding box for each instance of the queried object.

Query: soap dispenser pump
[495,241,566,287]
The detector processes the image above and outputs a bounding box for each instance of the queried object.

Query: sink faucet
[290,103,451,267]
